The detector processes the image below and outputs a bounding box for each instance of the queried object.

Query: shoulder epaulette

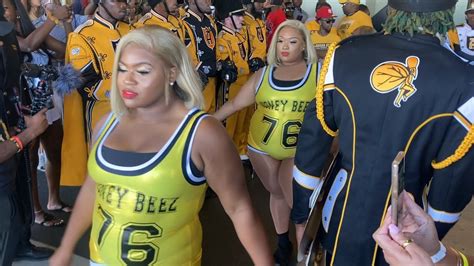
[74,19,94,33]
[137,13,152,24]
[315,42,338,137]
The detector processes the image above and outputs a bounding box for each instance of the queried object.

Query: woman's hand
[373,219,434,266]
[397,191,440,255]
[50,5,72,21]
[373,192,440,265]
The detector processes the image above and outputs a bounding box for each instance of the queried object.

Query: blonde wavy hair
[111,26,204,116]
[267,20,316,66]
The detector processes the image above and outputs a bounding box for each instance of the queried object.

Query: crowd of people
[0,0,473,265]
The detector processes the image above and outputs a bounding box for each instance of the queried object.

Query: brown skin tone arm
[17,18,56,52]
[213,69,262,121]
[0,108,48,163]
[192,116,273,266]
[49,114,110,266]
[44,35,66,58]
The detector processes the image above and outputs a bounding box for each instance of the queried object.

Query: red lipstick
[122,90,138,99]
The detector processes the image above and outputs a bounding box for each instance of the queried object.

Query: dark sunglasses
[320,18,335,23]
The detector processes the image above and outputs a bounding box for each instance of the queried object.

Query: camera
[21,63,57,115]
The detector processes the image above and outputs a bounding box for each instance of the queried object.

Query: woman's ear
[169,65,178,83]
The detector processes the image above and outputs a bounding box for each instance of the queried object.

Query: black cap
[388,0,457,12]
[148,0,163,9]
[214,0,245,20]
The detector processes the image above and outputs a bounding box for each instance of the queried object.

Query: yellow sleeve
[216,33,232,62]
[354,12,374,31]
[248,20,267,60]
[182,21,199,68]
[66,32,101,93]
[447,28,460,50]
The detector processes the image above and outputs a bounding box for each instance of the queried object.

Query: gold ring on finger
[401,239,413,249]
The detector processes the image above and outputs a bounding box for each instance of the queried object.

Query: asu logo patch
[201,26,215,49]
[370,56,420,108]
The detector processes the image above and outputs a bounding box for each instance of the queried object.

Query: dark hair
[359,4,369,14]
[7,0,36,37]
[0,0,5,20]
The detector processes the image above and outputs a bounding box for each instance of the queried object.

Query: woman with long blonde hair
[50,26,273,266]
[214,20,317,265]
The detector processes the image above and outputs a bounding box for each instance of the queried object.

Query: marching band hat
[214,0,245,20]
[466,0,474,13]
[147,0,163,9]
[388,0,457,12]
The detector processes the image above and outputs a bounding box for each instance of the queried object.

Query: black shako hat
[388,0,457,12]
[214,0,245,20]
[148,0,163,9]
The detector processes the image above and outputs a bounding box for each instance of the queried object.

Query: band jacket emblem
[256,27,264,42]
[202,26,215,50]
[370,56,420,108]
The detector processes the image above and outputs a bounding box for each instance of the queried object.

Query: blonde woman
[50,26,272,266]
[214,20,317,265]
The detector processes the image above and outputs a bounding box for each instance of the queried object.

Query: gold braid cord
[432,125,474,169]
[316,42,338,137]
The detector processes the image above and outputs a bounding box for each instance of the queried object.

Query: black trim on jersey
[273,76,303,87]
[94,14,116,30]
[182,113,207,186]
[101,146,155,166]
[95,109,201,176]
[269,64,313,91]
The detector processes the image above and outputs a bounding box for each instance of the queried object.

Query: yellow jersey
[88,109,208,266]
[336,10,373,40]
[248,64,317,160]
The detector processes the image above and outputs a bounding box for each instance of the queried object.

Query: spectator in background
[282,0,294,19]
[446,1,474,65]
[26,0,87,228]
[3,0,71,228]
[266,0,286,46]
[292,0,307,22]
[306,5,340,62]
[336,0,373,39]
[0,1,58,262]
